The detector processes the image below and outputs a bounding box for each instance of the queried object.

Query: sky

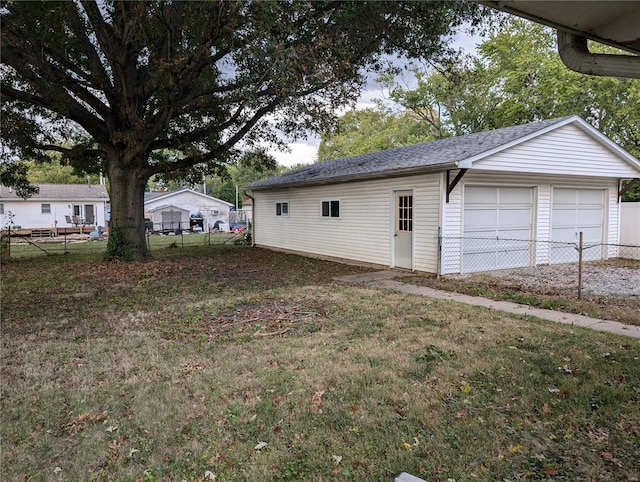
[271,30,484,167]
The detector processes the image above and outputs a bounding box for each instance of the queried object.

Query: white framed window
[321,200,340,218]
[41,203,51,214]
[276,202,289,217]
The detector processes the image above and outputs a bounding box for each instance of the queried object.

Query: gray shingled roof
[0,183,109,200]
[247,116,574,190]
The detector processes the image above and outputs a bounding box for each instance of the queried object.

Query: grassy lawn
[4,232,240,258]
[2,246,639,481]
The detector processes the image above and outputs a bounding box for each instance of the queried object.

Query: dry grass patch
[403,270,640,326]
[2,247,639,481]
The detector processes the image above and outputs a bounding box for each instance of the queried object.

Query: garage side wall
[253,174,441,272]
[442,171,620,274]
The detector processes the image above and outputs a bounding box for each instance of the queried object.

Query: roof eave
[247,162,459,191]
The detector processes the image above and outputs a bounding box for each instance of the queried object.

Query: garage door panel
[499,228,531,240]
[551,227,577,242]
[552,208,576,226]
[582,226,603,241]
[465,209,498,227]
[576,208,602,225]
[500,187,532,203]
[462,186,533,272]
[499,209,531,226]
[463,229,499,239]
[465,186,498,203]
[578,189,604,204]
[551,188,604,264]
[553,188,576,204]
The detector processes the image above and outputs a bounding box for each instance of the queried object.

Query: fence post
[436,227,442,280]
[577,231,583,300]
[1,228,10,262]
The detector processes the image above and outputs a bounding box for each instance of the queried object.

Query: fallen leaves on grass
[507,444,523,453]
[401,437,419,450]
[181,361,205,376]
[588,427,610,443]
[65,411,108,433]
[311,389,325,413]
[201,301,319,340]
[460,382,472,394]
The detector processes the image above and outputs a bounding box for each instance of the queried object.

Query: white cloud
[273,138,320,167]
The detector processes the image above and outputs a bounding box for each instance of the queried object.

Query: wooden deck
[6,226,100,238]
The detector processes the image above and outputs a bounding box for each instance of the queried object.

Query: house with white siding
[246,116,640,274]
[0,183,109,233]
[144,189,234,233]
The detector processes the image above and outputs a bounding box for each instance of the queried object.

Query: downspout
[243,190,255,247]
[557,30,640,79]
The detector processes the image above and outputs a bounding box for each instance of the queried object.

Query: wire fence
[0,227,250,261]
[439,233,640,300]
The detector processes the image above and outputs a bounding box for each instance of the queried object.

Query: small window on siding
[41,203,51,214]
[321,200,340,218]
[276,202,289,217]
[0,203,4,214]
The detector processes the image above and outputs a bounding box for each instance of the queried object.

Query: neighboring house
[246,116,640,274]
[144,189,234,232]
[241,197,253,225]
[0,183,109,231]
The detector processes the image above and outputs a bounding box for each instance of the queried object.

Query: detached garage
[247,116,640,275]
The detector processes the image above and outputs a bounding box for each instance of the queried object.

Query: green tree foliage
[27,157,101,185]
[1,0,482,260]
[317,107,436,161]
[383,19,640,158]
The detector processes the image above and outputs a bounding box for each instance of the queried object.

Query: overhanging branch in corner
[619,178,640,202]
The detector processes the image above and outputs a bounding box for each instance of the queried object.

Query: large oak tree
[1,0,482,260]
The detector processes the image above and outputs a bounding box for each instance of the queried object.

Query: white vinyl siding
[0,200,108,230]
[254,173,441,272]
[471,124,640,178]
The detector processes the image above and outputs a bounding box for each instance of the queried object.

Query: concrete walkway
[334,270,640,339]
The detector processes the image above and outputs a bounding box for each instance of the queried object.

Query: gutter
[243,190,255,247]
[557,31,640,79]
[247,162,459,192]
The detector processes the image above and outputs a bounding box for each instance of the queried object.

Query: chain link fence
[439,233,640,300]
[0,226,249,260]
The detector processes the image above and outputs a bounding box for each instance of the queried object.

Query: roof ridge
[246,116,579,190]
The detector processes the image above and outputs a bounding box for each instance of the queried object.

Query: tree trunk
[105,160,150,261]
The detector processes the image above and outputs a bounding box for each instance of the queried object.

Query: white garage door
[463,186,533,272]
[551,188,604,263]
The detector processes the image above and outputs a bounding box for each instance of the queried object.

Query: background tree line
[318,19,640,200]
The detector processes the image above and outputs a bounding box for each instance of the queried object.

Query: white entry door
[551,188,604,263]
[462,186,533,272]
[394,191,413,269]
